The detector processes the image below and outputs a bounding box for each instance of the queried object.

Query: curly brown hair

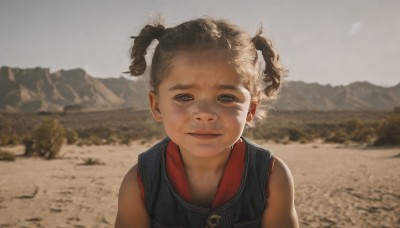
[128,17,287,120]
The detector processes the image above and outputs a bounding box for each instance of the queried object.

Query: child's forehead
[160,52,250,91]
[171,50,232,66]
[157,49,257,92]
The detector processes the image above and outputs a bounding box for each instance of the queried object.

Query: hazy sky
[1,0,399,86]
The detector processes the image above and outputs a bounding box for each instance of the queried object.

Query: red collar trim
[165,139,246,209]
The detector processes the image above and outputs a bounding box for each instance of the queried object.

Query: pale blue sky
[0,0,399,86]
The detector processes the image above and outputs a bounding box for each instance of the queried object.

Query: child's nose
[193,111,217,122]
[192,101,217,122]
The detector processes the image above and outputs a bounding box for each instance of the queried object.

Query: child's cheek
[165,104,189,121]
[220,106,248,120]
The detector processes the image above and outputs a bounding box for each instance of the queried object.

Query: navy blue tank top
[137,137,274,228]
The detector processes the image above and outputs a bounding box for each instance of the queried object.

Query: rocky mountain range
[0,66,399,112]
[276,80,400,111]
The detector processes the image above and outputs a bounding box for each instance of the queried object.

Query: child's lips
[188,132,221,139]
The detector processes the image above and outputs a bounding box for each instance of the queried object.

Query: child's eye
[174,94,194,102]
[218,95,236,103]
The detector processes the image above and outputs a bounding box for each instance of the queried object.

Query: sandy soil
[0,141,399,228]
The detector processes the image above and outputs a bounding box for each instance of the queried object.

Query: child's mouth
[188,133,221,139]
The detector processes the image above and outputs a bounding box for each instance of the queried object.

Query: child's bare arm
[261,157,299,228]
[115,164,150,228]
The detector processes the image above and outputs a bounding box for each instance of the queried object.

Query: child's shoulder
[136,138,171,181]
[242,137,273,158]
[138,137,170,158]
[243,138,292,186]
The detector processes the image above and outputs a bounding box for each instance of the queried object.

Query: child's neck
[180,147,232,175]
[179,147,233,207]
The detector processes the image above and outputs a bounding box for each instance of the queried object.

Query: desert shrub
[0,134,20,146]
[29,118,66,159]
[319,120,378,144]
[81,157,105,165]
[374,114,400,145]
[75,126,133,145]
[105,133,118,145]
[65,128,79,144]
[299,138,309,144]
[308,123,335,139]
[350,127,375,143]
[22,134,35,157]
[281,138,290,145]
[325,128,348,143]
[76,138,92,147]
[0,135,10,146]
[340,120,374,143]
[287,128,309,142]
[120,136,132,146]
[75,135,104,146]
[0,149,15,161]
[88,135,102,146]
[249,124,288,142]
[344,119,361,135]
[8,134,20,145]
[76,126,115,140]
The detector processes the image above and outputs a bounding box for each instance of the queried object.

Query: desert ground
[0,141,399,228]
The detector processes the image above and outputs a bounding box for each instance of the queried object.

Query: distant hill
[0,66,399,112]
[276,81,400,111]
[0,66,145,112]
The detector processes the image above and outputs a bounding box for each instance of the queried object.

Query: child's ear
[246,102,258,122]
[148,91,163,122]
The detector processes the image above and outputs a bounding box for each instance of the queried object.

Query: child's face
[149,50,257,158]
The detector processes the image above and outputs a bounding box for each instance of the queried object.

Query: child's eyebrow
[218,84,242,91]
[168,84,242,92]
[168,84,193,91]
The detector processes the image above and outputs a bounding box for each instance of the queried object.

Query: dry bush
[324,120,377,144]
[287,128,309,142]
[75,135,106,146]
[120,137,132,146]
[81,157,105,166]
[344,119,361,135]
[0,109,387,145]
[77,138,92,147]
[88,135,103,146]
[0,135,11,146]
[350,127,375,143]
[0,134,20,146]
[248,123,288,142]
[325,128,348,143]
[65,128,79,144]
[344,120,376,144]
[28,118,66,159]
[105,133,118,145]
[374,114,400,146]
[0,149,15,161]
[23,135,35,157]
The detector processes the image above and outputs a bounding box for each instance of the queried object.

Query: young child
[115,18,298,228]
